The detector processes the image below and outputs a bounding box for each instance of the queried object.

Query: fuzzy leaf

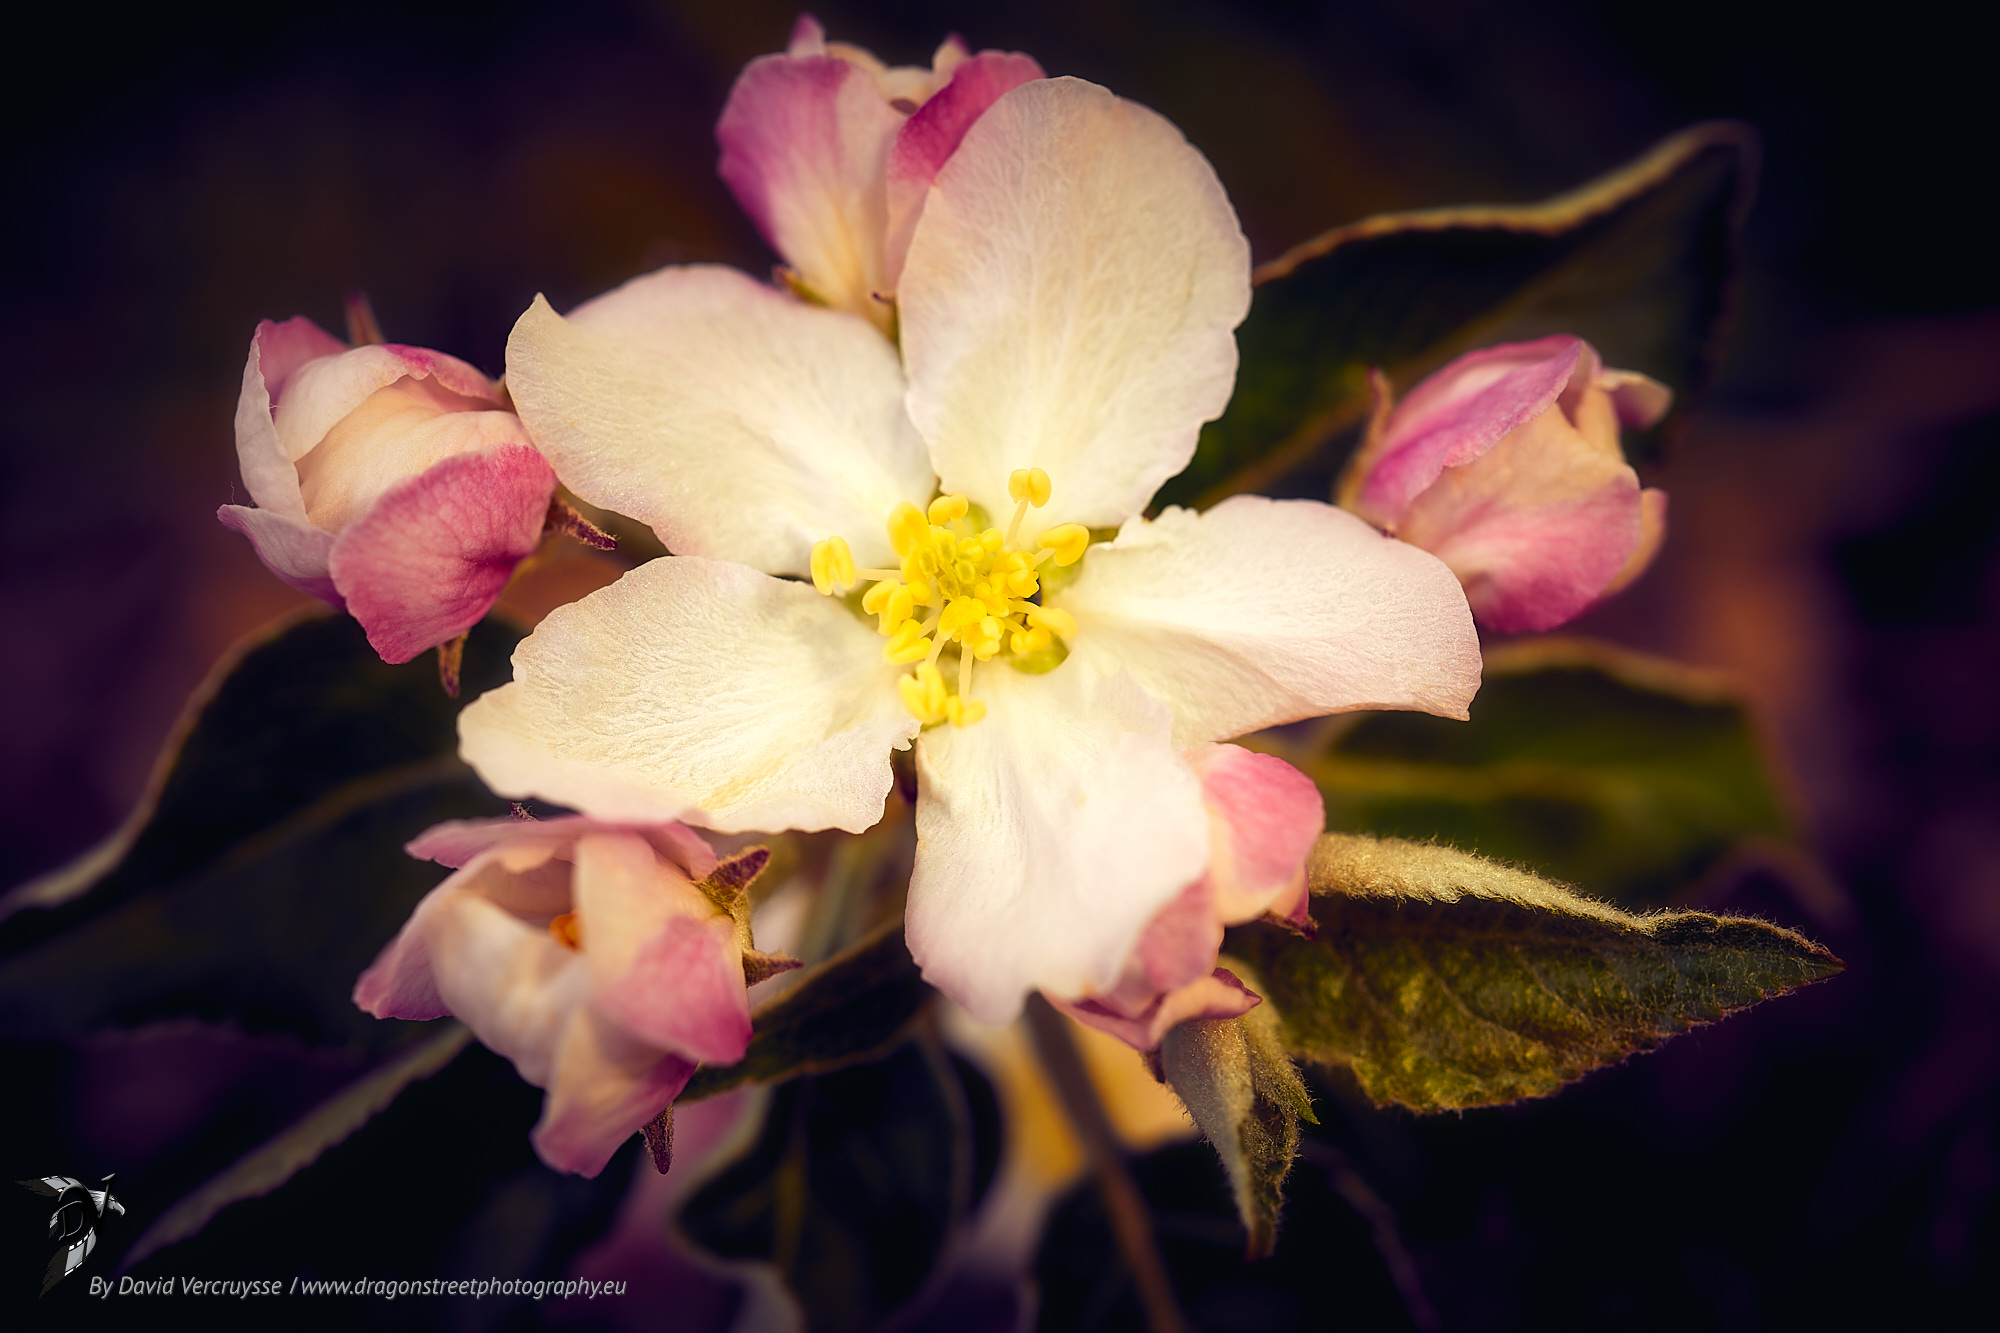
[1226,833,1841,1112]
[680,920,934,1103]
[1156,121,1754,509]
[1263,639,1795,909]
[679,1033,1001,1333]
[0,612,518,1053]
[1159,975,1316,1260]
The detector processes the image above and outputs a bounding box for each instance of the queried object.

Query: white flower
[462,77,1481,1024]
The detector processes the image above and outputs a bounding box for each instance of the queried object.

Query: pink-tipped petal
[1398,406,1644,634]
[1600,368,1674,429]
[326,442,554,663]
[1128,877,1225,1000]
[533,1007,697,1177]
[881,50,1044,286]
[352,884,455,1021]
[787,13,827,55]
[1357,335,1583,527]
[596,914,752,1066]
[234,317,346,517]
[717,49,904,318]
[215,504,342,606]
[1600,486,1670,600]
[1190,744,1325,924]
[273,343,502,465]
[405,815,717,880]
[1049,968,1262,1053]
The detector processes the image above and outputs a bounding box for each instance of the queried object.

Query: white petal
[899,77,1251,530]
[458,556,918,834]
[906,659,1211,1024]
[1061,496,1482,746]
[505,267,933,575]
[424,890,592,1090]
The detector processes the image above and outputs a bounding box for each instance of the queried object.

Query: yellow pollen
[813,480,1096,730]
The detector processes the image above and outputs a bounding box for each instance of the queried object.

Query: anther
[883,621,931,664]
[928,494,969,526]
[810,535,856,595]
[549,912,582,951]
[1008,468,1052,508]
[1037,524,1089,567]
[887,502,929,557]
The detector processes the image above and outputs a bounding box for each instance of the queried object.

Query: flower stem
[1023,994,1187,1333]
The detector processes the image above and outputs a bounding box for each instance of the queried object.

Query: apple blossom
[717,14,1042,332]
[353,815,782,1177]
[217,317,556,664]
[1341,334,1672,633]
[464,75,1482,1029]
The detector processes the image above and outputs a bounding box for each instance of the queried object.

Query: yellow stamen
[809,535,856,595]
[1037,524,1089,567]
[888,502,929,557]
[1028,605,1077,640]
[883,620,931,664]
[899,661,950,724]
[928,493,968,525]
[1008,468,1053,508]
[945,695,986,728]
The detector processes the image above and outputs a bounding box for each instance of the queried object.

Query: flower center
[810,468,1088,729]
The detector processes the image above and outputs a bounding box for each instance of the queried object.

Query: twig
[1023,994,1187,1333]
[1298,1140,1439,1331]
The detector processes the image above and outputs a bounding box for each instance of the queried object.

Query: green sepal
[1159,968,1316,1260]
[681,919,934,1103]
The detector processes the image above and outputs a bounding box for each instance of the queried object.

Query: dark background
[3,1,1997,1328]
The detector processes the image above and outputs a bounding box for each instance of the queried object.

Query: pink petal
[533,1007,697,1177]
[352,884,455,1021]
[716,47,904,317]
[1189,744,1325,924]
[787,13,826,55]
[405,818,715,883]
[215,504,342,606]
[1049,968,1262,1053]
[881,50,1043,286]
[1598,368,1674,429]
[273,343,503,465]
[234,317,346,517]
[1357,335,1583,527]
[1127,877,1224,999]
[595,913,752,1066]
[326,442,554,663]
[1399,402,1644,634]
[1600,486,1670,600]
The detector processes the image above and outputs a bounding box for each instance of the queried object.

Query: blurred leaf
[0,612,518,1053]
[1156,121,1755,509]
[119,1023,473,1272]
[1227,833,1841,1112]
[1158,984,1315,1260]
[1260,639,1794,909]
[679,1031,1001,1333]
[682,920,933,1102]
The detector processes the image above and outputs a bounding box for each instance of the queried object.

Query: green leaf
[1262,639,1795,909]
[0,611,519,1053]
[119,1022,474,1272]
[1226,832,1841,1112]
[1158,977,1316,1260]
[679,1031,1001,1333]
[1155,121,1755,510]
[681,919,935,1103]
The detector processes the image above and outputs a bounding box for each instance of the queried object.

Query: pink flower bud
[218,317,556,662]
[1342,334,1672,633]
[353,816,753,1178]
[716,16,1042,329]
